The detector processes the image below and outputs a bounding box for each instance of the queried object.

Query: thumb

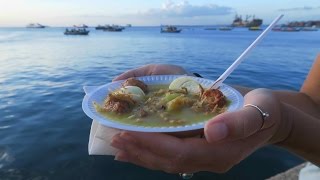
[204,107,265,143]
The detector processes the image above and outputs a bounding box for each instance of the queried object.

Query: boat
[249,26,263,31]
[95,25,106,30]
[219,27,233,31]
[126,24,132,27]
[281,27,301,32]
[204,27,217,30]
[103,25,125,32]
[161,26,181,33]
[232,15,263,27]
[26,23,46,28]
[64,28,89,35]
[272,27,300,32]
[73,24,89,28]
[272,26,282,31]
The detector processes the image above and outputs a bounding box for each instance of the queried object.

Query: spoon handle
[211,14,284,89]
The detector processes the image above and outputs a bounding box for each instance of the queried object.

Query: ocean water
[0,26,319,180]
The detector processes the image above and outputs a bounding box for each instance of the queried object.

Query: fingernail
[207,123,228,142]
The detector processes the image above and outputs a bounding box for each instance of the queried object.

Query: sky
[0,0,319,27]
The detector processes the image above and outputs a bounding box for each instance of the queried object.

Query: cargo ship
[232,15,263,27]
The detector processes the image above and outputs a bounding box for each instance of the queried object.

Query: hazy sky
[0,0,319,27]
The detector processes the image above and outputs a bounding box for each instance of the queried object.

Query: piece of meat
[104,99,131,114]
[122,78,148,93]
[104,93,135,114]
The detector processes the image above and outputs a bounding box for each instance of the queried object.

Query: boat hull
[64,31,89,35]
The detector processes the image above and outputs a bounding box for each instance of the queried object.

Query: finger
[114,143,170,172]
[205,89,278,143]
[114,133,210,173]
[113,65,153,81]
[118,131,186,158]
[204,108,263,143]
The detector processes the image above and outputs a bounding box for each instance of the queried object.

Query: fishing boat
[64,28,89,35]
[161,26,181,33]
[26,23,46,28]
[103,25,125,32]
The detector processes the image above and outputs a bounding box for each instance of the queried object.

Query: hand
[113,64,192,81]
[111,89,292,173]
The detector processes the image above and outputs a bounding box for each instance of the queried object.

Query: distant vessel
[73,24,89,28]
[95,25,124,31]
[95,25,106,30]
[272,27,300,32]
[26,23,46,28]
[219,27,233,31]
[301,26,318,31]
[204,27,217,30]
[161,25,181,33]
[103,25,125,32]
[64,28,89,35]
[126,24,132,27]
[232,15,263,27]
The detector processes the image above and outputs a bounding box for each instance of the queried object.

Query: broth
[95,84,229,127]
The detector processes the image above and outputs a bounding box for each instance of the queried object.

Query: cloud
[278,6,320,12]
[138,1,233,18]
[50,1,234,26]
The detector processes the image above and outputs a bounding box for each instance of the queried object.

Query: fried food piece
[201,88,227,109]
[122,78,148,93]
[104,100,131,114]
[104,93,135,114]
[192,88,227,113]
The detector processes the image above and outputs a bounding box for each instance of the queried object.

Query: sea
[0,26,319,180]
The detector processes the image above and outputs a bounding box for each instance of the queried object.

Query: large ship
[232,15,263,27]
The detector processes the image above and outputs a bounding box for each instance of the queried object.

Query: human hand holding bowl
[111,88,290,173]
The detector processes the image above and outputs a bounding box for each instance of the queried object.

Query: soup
[94,78,229,127]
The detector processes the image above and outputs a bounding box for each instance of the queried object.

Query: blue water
[0,27,319,180]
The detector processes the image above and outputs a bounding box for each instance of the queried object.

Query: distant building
[287,20,320,27]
